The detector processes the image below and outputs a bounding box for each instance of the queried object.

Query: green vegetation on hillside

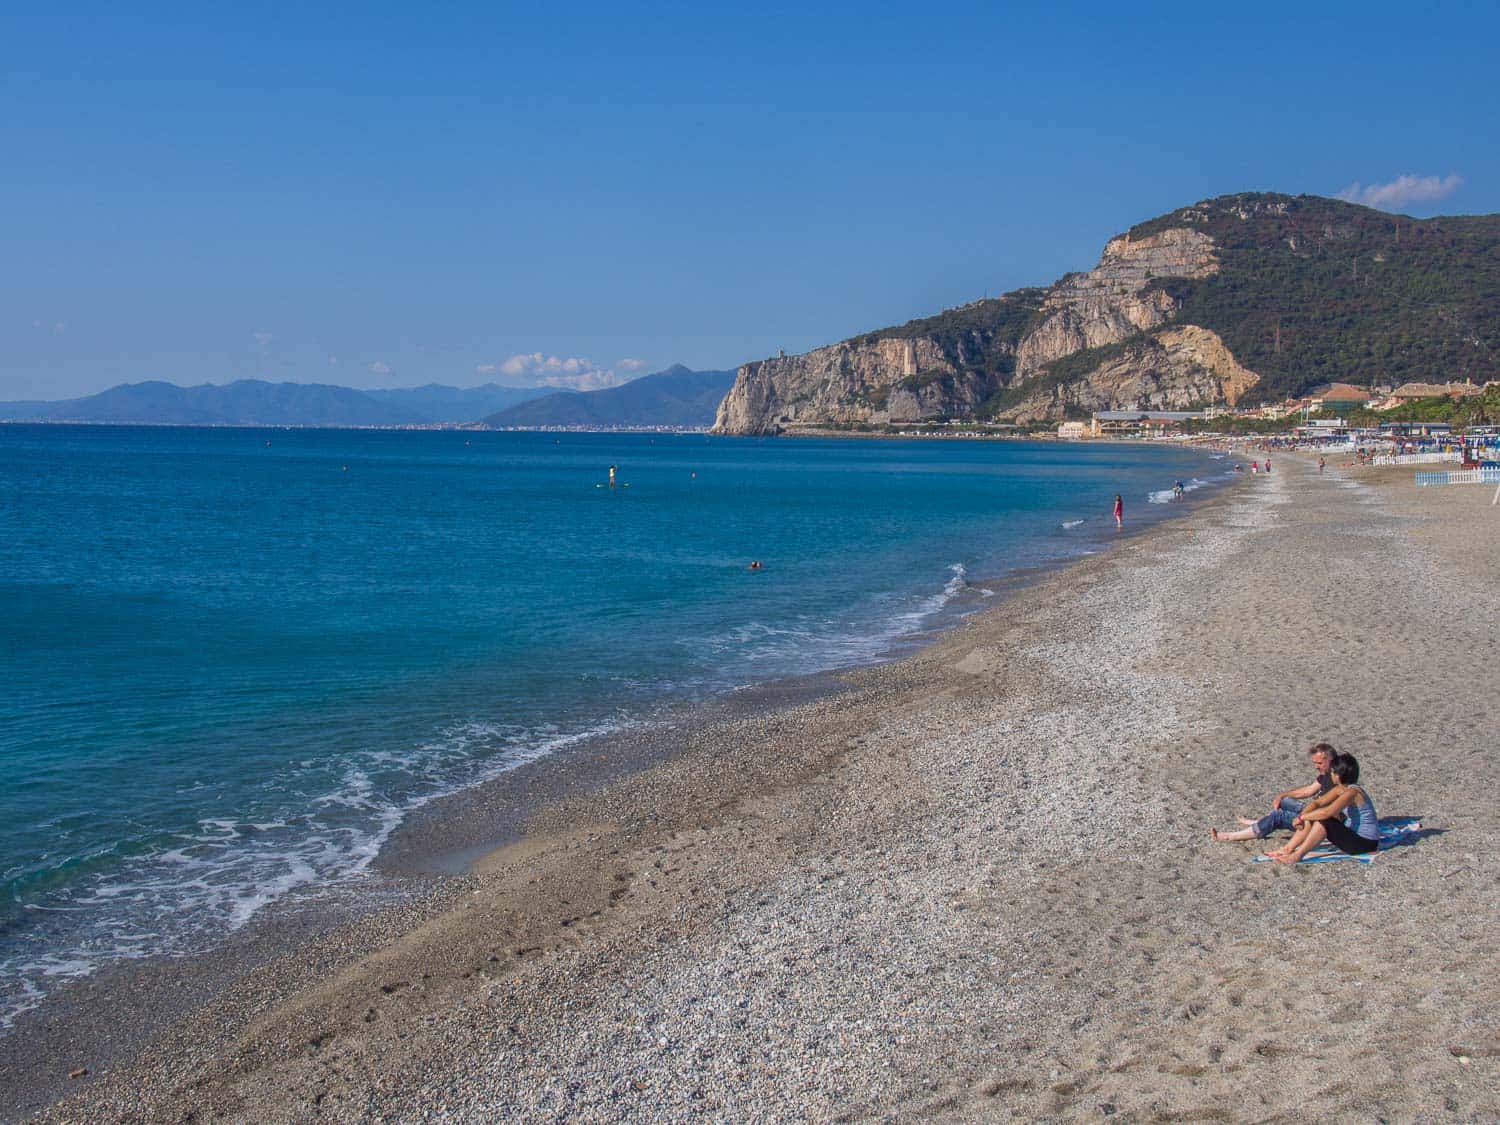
[854,288,1048,381]
[975,337,1135,419]
[1131,193,1500,401]
[1330,386,1500,427]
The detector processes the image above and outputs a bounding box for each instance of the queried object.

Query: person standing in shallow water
[1113,493,1123,529]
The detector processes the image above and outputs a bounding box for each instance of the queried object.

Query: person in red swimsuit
[1113,493,1123,528]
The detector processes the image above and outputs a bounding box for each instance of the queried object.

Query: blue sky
[3,2,1496,399]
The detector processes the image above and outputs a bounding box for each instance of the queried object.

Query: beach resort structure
[1304,383,1377,413]
[1089,409,1212,436]
[1391,380,1485,401]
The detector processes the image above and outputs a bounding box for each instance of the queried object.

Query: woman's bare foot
[1273,851,1300,865]
[1236,816,1257,827]
[1210,827,1220,841]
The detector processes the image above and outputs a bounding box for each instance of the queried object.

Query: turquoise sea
[0,425,1226,1025]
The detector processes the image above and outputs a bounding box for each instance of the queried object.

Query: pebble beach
[17,453,1500,1122]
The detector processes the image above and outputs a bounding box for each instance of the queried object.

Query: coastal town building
[1305,383,1376,413]
[1391,381,1483,401]
[1055,420,1088,439]
[1089,409,1211,435]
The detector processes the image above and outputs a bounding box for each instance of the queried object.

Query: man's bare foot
[1210,827,1220,841]
[1273,851,1300,865]
[1237,816,1257,827]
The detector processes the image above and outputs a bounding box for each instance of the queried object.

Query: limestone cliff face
[713,330,1008,434]
[711,219,1242,433]
[1007,326,1259,423]
[1013,228,1218,379]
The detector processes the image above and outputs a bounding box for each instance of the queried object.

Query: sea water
[0,425,1224,1025]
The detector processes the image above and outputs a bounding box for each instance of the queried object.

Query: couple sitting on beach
[1210,742,1379,864]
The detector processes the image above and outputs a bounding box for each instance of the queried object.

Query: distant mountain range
[0,368,732,428]
[359,383,554,422]
[481,365,736,429]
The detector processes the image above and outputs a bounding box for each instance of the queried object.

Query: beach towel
[1251,817,1424,865]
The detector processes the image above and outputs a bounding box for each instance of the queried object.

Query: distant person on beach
[1251,461,1259,473]
[1268,755,1379,864]
[1318,456,1326,474]
[1113,494,1123,528]
[748,560,763,571]
[1210,743,1338,843]
[1173,480,1185,501]
[1265,458,1272,473]
[608,464,617,488]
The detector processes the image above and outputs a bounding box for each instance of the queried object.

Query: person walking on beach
[1173,480,1185,501]
[1113,493,1123,528]
[1210,742,1338,843]
[1318,456,1326,474]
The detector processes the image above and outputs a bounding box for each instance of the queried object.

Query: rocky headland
[712,193,1500,433]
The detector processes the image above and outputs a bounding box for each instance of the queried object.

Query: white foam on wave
[0,714,640,1031]
[1061,519,1084,529]
[686,563,982,682]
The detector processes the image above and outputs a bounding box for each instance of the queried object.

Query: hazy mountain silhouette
[482,366,736,428]
[0,379,554,426]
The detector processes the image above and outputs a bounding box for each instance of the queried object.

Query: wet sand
[23,454,1500,1121]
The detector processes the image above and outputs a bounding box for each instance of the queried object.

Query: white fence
[1415,468,1500,487]
[1373,451,1462,466]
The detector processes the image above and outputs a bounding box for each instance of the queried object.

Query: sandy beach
[17,453,1500,1122]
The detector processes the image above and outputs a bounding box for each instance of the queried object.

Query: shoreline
[376,464,1231,882]
[0,432,1222,1034]
[0,454,1231,1120]
[21,454,1500,1121]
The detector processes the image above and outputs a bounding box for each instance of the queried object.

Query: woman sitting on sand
[1267,755,1380,865]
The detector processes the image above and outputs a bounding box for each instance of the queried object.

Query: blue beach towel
[1251,817,1424,865]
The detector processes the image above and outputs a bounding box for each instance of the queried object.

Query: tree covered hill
[715,192,1500,433]
[1131,193,1500,400]
[862,193,1500,407]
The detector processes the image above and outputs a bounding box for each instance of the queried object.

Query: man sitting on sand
[1210,742,1338,843]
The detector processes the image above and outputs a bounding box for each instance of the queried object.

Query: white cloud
[1336,173,1463,211]
[368,360,392,376]
[475,352,634,390]
[617,357,648,372]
